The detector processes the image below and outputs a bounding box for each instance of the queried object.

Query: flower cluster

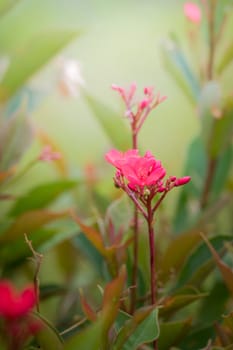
[112,83,167,141]
[0,280,40,350]
[106,149,190,205]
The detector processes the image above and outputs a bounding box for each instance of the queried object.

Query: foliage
[0,1,233,350]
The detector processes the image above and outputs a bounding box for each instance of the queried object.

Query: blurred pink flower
[38,145,61,162]
[184,2,201,23]
[0,281,36,319]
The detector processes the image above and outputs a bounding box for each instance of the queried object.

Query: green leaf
[158,319,192,350]
[0,209,68,242]
[0,30,78,102]
[160,230,202,283]
[0,108,33,171]
[201,234,233,295]
[0,228,58,266]
[198,281,229,324]
[160,288,207,319]
[217,41,233,75]
[173,136,207,233]
[0,0,22,16]
[161,37,200,105]
[175,235,232,290]
[33,312,64,350]
[84,93,131,150]
[208,98,233,157]
[63,319,103,350]
[211,145,233,200]
[113,307,159,350]
[10,180,77,216]
[73,233,105,278]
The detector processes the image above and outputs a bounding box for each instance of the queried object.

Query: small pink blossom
[174,176,191,187]
[38,145,61,162]
[184,2,202,23]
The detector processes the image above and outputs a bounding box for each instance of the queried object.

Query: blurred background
[0,0,200,178]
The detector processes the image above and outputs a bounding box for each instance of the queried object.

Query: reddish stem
[147,199,158,350]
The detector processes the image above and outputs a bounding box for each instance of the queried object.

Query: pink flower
[0,281,36,319]
[184,2,201,23]
[121,151,166,189]
[105,149,191,197]
[105,149,139,169]
[38,145,61,162]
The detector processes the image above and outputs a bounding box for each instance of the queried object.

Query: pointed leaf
[113,307,159,350]
[0,209,68,242]
[71,211,108,257]
[84,93,131,150]
[201,234,233,294]
[217,41,233,75]
[160,289,207,318]
[158,319,192,350]
[161,37,200,105]
[10,180,77,216]
[79,289,97,322]
[176,235,232,289]
[101,266,126,332]
[0,30,79,102]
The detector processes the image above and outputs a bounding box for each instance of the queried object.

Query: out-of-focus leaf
[0,108,33,171]
[33,312,64,350]
[161,37,200,105]
[0,209,68,242]
[71,211,109,257]
[113,307,159,350]
[0,228,58,266]
[217,41,233,75]
[101,265,126,334]
[10,180,76,216]
[158,319,192,350]
[0,30,78,102]
[173,136,207,233]
[0,0,22,16]
[201,234,233,294]
[73,233,105,278]
[179,325,215,350]
[198,281,229,324]
[176,235,232,290]
[63,319,104,350]
[209,98,233,157]
[160,288,207,318]
[4,86,45,117]
[160,229,202,283]
[105,195,133,236]
[80,289,97,322]
[211,145,233,200]
[84,93,131,150]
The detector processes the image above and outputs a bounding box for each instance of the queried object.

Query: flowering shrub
[0,1,233,350]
